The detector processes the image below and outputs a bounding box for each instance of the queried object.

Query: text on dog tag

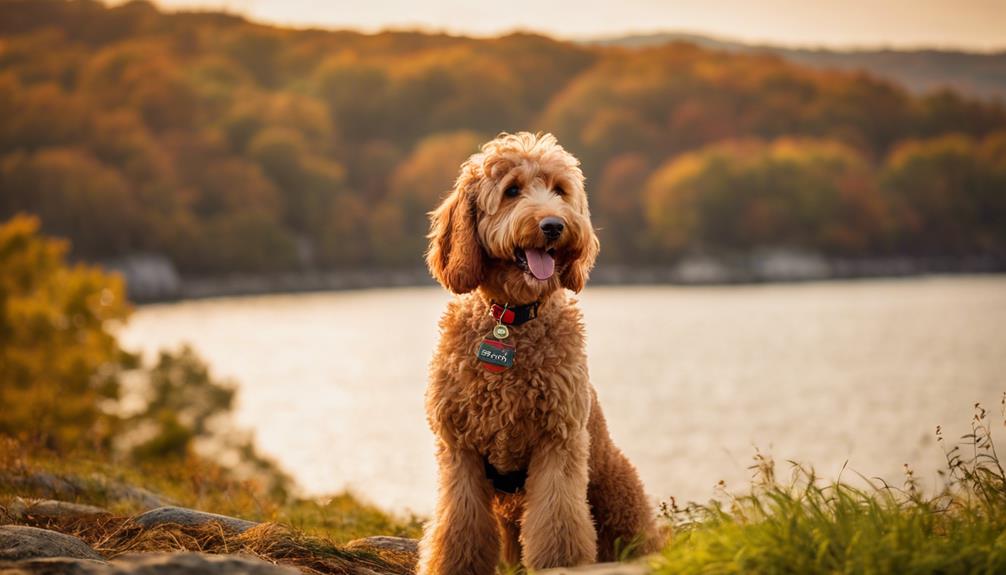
[477,338,515,372]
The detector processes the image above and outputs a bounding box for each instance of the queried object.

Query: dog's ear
[426,170,485,294]
[560,222,599,294]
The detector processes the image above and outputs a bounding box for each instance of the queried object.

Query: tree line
[1,0,1004,275]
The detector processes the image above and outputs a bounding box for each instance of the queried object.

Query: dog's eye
[554,185,565,196]
[504,185,520,198]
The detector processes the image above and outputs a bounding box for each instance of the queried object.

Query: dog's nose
[539,217,565,241]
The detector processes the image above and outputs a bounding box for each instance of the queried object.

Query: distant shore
[108,251,1006,304]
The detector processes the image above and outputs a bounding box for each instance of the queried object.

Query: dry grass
[1,510,415,575]
[0,436,422,543]
[0,436,421,573]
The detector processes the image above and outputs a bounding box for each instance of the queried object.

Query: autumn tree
[0,214,130,448]
[881,133,1006,256]
[0,148,142,258]
[644,139,887,257]
[371,131,483,264]
[594,153,654,263]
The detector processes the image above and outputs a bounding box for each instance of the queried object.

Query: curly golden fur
[419,132,658,574]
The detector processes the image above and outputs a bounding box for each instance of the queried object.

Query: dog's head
[426,132,599,302]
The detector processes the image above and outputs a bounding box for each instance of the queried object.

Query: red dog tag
[477,338,515,373]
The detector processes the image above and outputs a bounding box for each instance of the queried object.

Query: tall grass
[652,397,1006,574]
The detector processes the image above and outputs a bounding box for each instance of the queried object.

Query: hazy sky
[144,0,1006,51]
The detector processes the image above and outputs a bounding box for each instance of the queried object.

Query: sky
[140,0,1006,51]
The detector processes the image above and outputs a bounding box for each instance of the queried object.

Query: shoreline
[113,253,1006,304]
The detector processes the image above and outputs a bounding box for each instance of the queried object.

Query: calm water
[119,277,1006,514]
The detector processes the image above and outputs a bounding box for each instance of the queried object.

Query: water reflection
[119,277,1006,513]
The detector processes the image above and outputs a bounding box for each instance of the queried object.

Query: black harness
[484,458,527,494]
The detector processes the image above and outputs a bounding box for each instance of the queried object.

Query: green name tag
[477,340,514,368]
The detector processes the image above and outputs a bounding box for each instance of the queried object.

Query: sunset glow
[140,0,1006,50]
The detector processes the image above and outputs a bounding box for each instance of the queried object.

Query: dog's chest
[430,302,591,472]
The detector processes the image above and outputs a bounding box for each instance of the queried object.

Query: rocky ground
[0,480,645,574]
[0,498,419,574]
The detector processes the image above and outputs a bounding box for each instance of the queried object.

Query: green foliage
[644,139,889,256]
[0,148,143,257]
[882,133,1006,256]
[0,216,289,493]
[653,403,1006,574]
[280,493,423,542]
[198,212,300,273]
[0,214,130,448]
[2,1,1004,272]
[314,57,391,141]
[127,346,236,460]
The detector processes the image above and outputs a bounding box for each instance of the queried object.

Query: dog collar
[489,301,539,326]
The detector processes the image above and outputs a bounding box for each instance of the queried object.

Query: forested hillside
[2,0,1005,276]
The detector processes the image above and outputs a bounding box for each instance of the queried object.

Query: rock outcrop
[1,471,172,510]
[7,498,110,521]
[133,507,258,533]
[345,536,418,556]
[0,525,104,561]
[0,556,109,575]
[0,552,302,574]
[538,562,650,575]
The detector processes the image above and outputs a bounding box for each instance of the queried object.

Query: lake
[118,276,1006,515]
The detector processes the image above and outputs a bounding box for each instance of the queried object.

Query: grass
[650,398,1006,574]
[0,437,422,544]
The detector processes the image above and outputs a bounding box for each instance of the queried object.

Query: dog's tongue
[524,248,555,280]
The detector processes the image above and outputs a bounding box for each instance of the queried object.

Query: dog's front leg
[520,427,597,569]
[417,440,499,575]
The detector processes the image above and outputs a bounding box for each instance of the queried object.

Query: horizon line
[116,2,1006,55]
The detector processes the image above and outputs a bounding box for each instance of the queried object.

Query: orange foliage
[1,0,1004,273]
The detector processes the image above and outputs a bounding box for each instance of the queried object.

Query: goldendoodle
[419,132,657,574]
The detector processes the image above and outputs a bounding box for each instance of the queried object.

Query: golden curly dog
[418,132,657,574]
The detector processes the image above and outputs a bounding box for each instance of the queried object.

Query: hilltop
[586,32,1006,101]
